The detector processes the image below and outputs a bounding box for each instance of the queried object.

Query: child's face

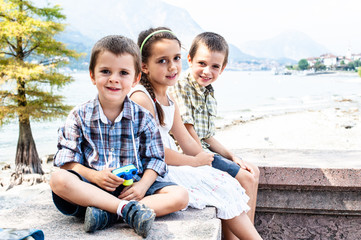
[142,39,181,88]
[90,50,140,106]
[188,44,226,87]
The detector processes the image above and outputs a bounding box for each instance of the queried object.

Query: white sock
[116,200,129,217]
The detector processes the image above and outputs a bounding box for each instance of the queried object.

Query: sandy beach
[216,107,360,151]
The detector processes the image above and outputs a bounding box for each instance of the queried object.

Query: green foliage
[314,61,326,72]
[358,67,361,78]
[0,0,83,173]
[354,60,361,68]
[0,0,82,125]
[298,59,309,71]
[347,62,355,71]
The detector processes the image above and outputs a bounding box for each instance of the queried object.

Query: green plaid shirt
[170,69,217,149]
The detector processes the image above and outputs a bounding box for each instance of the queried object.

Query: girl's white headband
[139,30,175,54]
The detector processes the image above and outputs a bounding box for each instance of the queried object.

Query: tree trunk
[15,117,44,174]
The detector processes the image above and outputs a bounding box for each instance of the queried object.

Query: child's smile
[105,86,121,92]
[199,75,212,82]
[166,72,178,80]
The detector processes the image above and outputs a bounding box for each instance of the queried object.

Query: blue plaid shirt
[54,96,167,181]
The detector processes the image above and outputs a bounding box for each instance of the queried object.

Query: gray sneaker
[121,201,156,238]
[84,207,118,233]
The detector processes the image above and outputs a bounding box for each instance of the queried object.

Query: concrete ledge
[233,148,361,169]
[234,149,361,239]
[0,184,221,239]
[257,167,361,215]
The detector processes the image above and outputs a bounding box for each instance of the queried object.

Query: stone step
[235,148,361,240]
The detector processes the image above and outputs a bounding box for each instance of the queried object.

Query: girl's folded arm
[164,147,199,166]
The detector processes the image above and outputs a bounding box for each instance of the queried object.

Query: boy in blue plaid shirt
[50,35,188,238]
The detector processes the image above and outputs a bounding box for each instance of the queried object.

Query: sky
[164,0,361,55]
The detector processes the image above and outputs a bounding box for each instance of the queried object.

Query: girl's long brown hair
[137,27,181,126]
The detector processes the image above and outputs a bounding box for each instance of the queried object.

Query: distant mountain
[56,29,94,54]
[240,30,329,60]
[229,44,257,62]
[55,0,203,46]
[35,0,254,68]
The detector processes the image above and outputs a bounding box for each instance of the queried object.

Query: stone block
[235,148,361,239]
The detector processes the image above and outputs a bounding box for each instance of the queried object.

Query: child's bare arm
[164,147,213,167]
[61,162,124,191]
[204,136,232,159]
[205,137,249,171]
[184,123,202,148]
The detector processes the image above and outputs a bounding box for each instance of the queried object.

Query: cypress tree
[0,0,81,174]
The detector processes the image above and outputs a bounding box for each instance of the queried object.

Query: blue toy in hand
[112,164,138,186]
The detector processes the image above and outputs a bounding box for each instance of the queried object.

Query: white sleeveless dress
[130,85,250,219]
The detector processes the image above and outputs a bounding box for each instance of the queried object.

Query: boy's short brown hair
[189,32,229,67]
[89,35,141,77]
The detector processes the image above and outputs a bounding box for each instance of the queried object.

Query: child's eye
[198,62,206,66]
[213,65,220,69]
[158,59,167,64]
[120,71,129,75]
[101,69,110,74]
[174,56,181,61]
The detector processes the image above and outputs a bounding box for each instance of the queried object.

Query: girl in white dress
[130,27,262,240]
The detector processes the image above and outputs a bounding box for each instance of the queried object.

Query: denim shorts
[52,169,176,217]
[211,154,240,178]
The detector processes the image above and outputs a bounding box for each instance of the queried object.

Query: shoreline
[216,107,360,151]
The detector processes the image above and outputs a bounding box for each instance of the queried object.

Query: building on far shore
[351,53,361,61]
[306,52,361,70]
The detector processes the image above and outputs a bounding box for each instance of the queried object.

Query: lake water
[1,71,361,163]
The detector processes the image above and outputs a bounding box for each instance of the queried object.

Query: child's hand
[195,152,214,166]
[94,168,124,192]
[118,182,147,201]
[233,156,252,173]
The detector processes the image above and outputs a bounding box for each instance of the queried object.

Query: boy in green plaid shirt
[171,32,260,225]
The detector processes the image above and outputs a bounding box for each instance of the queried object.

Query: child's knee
[248,163,260,183]
[173,186,189,209]
[236,167,259,186]
[253,165,260,182]
[50,169,73,193]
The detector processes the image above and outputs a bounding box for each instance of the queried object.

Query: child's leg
[223,212,262,240]
[50,169,121,214]
[235,162,260,224]
[140,185,188,217]
[212,154,260,223]
[51,169,158,237]
[221,220,238,240]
